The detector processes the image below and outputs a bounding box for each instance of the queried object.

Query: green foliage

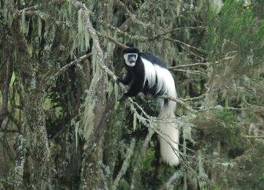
[207,0,264,67]
[215,109,236,125]
[215,110,243,148]
[195,108,249,158]
[142,148,155,170]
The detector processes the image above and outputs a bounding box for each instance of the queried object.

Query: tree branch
[160,171,183,190]
[160,96,197,113]
[118,0,152,31]
[169,62,210,69]
[112,138,136,190]
[116,0,151,30]
[97,33,128,49]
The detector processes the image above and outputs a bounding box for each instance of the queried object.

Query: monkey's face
[123,53,138,67]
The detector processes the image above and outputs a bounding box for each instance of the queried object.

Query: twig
[128,98,152,119]
[17,5,39,15]
[170,68,207,76]
[182,94,205,101]
[97,33,128,49]
[116,0,151,30]
[198,106,248,112]
[118,0,151,31]
[130,104,198,176]
[53,53,92,79]
[149,26,206,41]
[160,171,183,190]
[130,129,154,190]
[164,37,205,54]
[0,129,20,133]
[45,53,92,89]
[112,138,136,190]
[160,96,197,113]
[169,62,210,69]
[129,102,194,156]
[242,135,264,139]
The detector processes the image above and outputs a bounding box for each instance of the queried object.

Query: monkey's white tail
[158,87,180,166]
[142,58,179,165]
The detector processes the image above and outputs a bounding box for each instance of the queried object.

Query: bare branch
[170,68,207,76]
[44,53,92,89]
[53,53,92,78]
[164,37,206,54]
[97,33,128,49]
[169,62,210,69]
[242,135,264,138]
[182,94,206,101]
[149,26,207,41]
[112,138,136,190]
[160,96,197,113]
[16,5,39,16]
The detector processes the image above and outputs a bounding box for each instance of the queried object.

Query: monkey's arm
[118,70,133,85]
[123,79,143,97]
[119,79,143,101]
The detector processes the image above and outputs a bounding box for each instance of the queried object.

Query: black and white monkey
[119,46,180,166]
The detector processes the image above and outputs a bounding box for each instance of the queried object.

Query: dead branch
[97,33,128,49]
[164,37,206,54]
[242,135,264,138]
[169,62,210,69]
[160,96,197,113]
[54,53,92,78]
[112,138,136,190]
[170,68,207,76]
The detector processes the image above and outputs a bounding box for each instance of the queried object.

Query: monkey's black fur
[119,46,180,166]
[119,47,167,99]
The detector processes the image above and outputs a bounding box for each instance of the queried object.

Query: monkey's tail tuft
[158,91,180,166]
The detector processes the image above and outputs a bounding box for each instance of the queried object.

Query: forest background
[1,0,264,189]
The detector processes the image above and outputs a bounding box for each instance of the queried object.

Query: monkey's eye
[124,53,138,62]
[128,54,137,60]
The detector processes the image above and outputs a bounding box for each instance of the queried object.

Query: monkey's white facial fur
[124,53,138,67]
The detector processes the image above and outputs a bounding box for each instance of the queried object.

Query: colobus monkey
[119,46,180,166]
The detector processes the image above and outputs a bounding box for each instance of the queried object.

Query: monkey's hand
[119,93,128,102]
[117,73,132,85]
[117,77,124,84]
